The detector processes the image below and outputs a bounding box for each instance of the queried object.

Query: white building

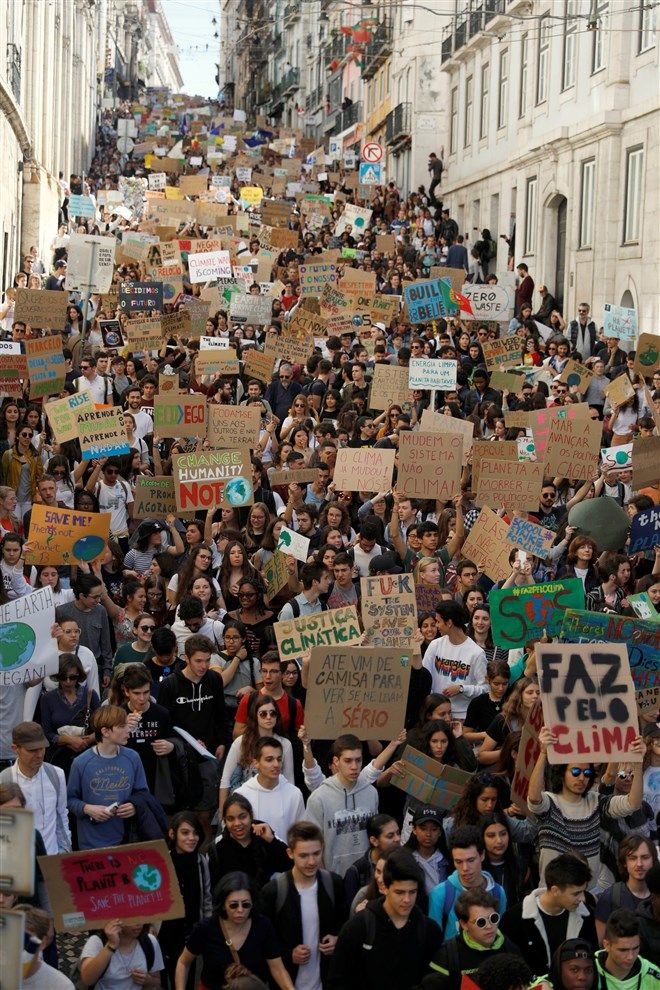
[144,0,184,93]
[440,0,659,328]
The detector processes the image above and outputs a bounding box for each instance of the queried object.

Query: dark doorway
[555,196,567,312]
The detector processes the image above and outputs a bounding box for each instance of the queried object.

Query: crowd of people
[0,91,658,990]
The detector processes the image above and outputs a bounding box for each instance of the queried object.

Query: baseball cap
[412,806,443,826]
[557,939,594,963]
[12,722,48,750]
[368,552,403,576]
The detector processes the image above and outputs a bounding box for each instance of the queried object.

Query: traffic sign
[359,162,382,185]
[361,142,383,164]
[117,136,135,154]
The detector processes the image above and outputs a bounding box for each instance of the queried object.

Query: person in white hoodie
[234,736,305,841]
[304,733,380,878]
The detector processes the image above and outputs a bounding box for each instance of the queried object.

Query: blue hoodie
[428,869,507,939]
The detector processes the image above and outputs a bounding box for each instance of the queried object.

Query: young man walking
[234,737,305,840]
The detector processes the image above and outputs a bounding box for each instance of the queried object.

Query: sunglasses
[227,901,252,910]
[258,709,277,717]
[616,770,634,780]
[280,375,291,380]
[104,468,119,475]
[59,674,78,682]
[473,913,500,928]
[19,431,33,439]
[139,625,155,632]
[569,767,594,779]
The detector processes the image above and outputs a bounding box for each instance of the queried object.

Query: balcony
[284,2,300,24]
[360,20,393,80]
[323,107,341,134]
[441,32,453,64]
[271,31,283,53]
[326,34,348,66]
[441,1,506,65]
[385,102,411,146]
[305,84,324,112]
[281,66,300,96]
[340,100,363,131]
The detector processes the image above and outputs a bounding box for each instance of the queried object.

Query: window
[464,75,473,147]
[450,85,458,153]
[519,33,529,116]
[591,1,608,72]
[623,147,644,243]
[563,0,578,90]
[537,17,550,103]
[639,0,656,52]
[524,176,537,254]
[480,62,489,138]
[579,159,595,248]
[498,49,508,128]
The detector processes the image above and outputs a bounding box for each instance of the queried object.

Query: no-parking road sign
[361,142,383,163]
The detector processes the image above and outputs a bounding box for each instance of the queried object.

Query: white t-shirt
[96,479,133,537]
[23,960,74,988]
[296,880,321,990]
[352,543,383,577]
[80,934,163,990]
[422,635,488,719]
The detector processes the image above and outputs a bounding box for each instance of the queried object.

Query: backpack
[274,869,335,912]
[85,932,155,988]
[362,902,430,951]
[289,597,328,618]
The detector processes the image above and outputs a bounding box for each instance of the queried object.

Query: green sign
[490,578,585,649]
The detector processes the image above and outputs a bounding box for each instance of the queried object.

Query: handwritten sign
[229,293,273,325]
[132,476,195,520]
[207,404,261,448]
[628,592,660,622]
[505,516,556,559]
[483,334,524,371]
[25,506,109,565]
[632,435,660,491]
[544,414,602,481]
[153,394,207,438]
[77,407,129,460]
[537,643,641,764]
[24,336,65,398]
[397,430,462,500]
[604,372,635,407]
[276,526,310,563]
[403,277,455,323]
[15,289,68,330]
[603,303,637,340]
[188,250,232,283]
[512,702,543,817]
[333,447,395,493]
[408,358,457,391]
[560,609,659,691]
[471,439,518,491]
[420,408,474,460]
[370,364,414,411]
[172,448,253,511]
[559,359,595,393]
[489,578,585,649]
[305,646,411,741]
[475,458,544,511]
[45,390,94,443]
[273,605,361,660]
[124,316,164,350]
[392,746,473,810]
[263,550,289,600]
[361,574,418,648]
[119,281,163,311]
[461,284,514,322]
[0,586,58,686]
[38,840,185,932]
[244,348,275,384]
[632,333,660,378]
[629,506,660,553]
[460,506,515,583]
[299,263,337,296]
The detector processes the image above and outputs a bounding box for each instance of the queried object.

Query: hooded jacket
[157,667,226,755]
[500,887,597,976]
[594,948,660,989]
[305,772,379,877]
[233,775,305,842]
[419,929,521,989]
[636,900,660,966]
[428,870,507,940]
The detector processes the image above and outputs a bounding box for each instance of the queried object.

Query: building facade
[439,0,659,328]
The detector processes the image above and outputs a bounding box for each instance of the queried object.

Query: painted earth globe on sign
[72,535,107,562]
[224,477,253,507]
[0,623,36,671]
[132,863,162,893]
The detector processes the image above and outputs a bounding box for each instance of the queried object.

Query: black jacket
[500,890,598,976]
[418,929,521,990]
[344,849,374,906]
[637,900,660,965]
[260,869,346,983]
[157,668,226,755]
[207,829,290,892]
[328,898,442,990]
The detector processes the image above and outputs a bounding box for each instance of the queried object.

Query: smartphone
[519,550,527,564]
[107,801,120,814]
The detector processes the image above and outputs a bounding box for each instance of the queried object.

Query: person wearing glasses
[0,424,43,518]
[85,457,134,552]
[420,889,519,990]
[39,653,100,778]
[526,726,646,891]
[56,574,114,687]
[264,361,302,426]
[73,354,113,404]
[113,612,156,667]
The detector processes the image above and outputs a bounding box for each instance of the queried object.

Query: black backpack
[288,597,328,618]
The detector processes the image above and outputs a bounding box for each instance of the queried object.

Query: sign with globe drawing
[24,505,110,565]
[0,586,58,685]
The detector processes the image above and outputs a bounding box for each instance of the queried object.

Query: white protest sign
[276,526,311,563]
[188,250,232,284]
[200,336,230,349]
[64,234,116,294]
[148,173,166,191]
[0,587,58,686]
[409,358,457,391]
[461,284,514,322]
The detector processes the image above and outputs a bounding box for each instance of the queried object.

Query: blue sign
[359,162,382,186]
[603,303,637,340]
[560,608,659,691]
[68,195,96,219]
[629,506,660,554]
[403,277,457,323]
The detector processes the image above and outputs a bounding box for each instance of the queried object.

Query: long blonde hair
[0,486,19,527]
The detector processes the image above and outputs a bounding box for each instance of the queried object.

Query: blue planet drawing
[566,373,580,387]
[0,623,36,671]
[224,477,253,507]
[72,535,107,562]
[132,863,162,893]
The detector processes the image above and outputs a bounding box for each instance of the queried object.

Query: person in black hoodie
[637,863,660,967]
[158,634,227,840]
[546,938,595,990]
[328,849,441,990]
[208,793,290,892]
[260,821,346,987]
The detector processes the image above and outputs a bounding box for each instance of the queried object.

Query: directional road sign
[361,142,383,164]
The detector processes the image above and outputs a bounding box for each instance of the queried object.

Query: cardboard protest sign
[0,341,27,395]
[207,404,261,448]
[632,435,660,490]
[333,447,396,493]
[305,646,411,741]
[460,506,516,584]
[0,586,58,685]
[243,347,275,384]
[153,394,207,438]
[629,505,660,553]
[392,746,473,810]
[38,840,185,932]
[408,358,457,391]
[133,476,195,520]
[489,578,585,649]
[369,364,414,410]
[261,200,292,226]
[471,439,518,491]
[124,316,164,350]
[119,281,163,312]
[287,309,330,339]
[628,592,660,622]
[299,263,337,296]
[559,359,595,393]
[339,266,377,294]
[15,289,68,329]
[420,408,474,460]
[266,333,313,366]
[604,372,635,406]
[543,414,602,481]
[273,602,362,660]
[403,278,456,323]
[45,390,94,443]
[172,448,253,511]
[560,609,659,691]
[376,234,396,253]
[269,468,319,486]
[632,333,660,378]
[158,373,180,394]
[461,283,514,322]
[25,505,110,565]
[64,234,116,293]
[229,293,273,325]
[397,430,462,500]
[482,335,525,371]
[276,526,310,563]
[0,807,35,896]
[537,643,641,764]
[263,549,289,600]
[179,174,208,197]
[603,303,637,340]
[505,516,556,559]
[334,203,372,236]
[475,458,544,511]
[511,702,544,817]
[489,370,526,393]
[188,250,232,283]
[25,335,66,397]
[77,407,130,460]
[195,350,240,375]
[361,574,418,648]
[637,685,659,719]
[429,266,468,296]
